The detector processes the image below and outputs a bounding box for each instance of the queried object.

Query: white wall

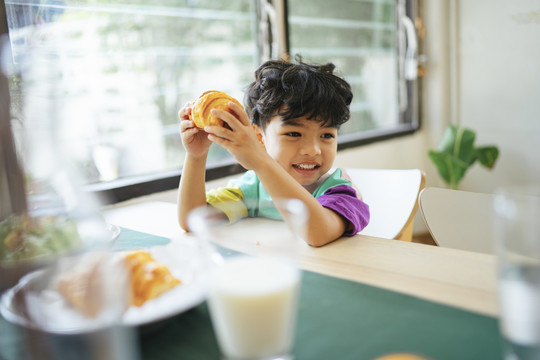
[334,0,540,234]
[458,0,540,191]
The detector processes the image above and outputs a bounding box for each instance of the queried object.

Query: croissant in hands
[190,90,243,129]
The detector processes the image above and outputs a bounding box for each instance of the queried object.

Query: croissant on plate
[124,250,181,307]
[56,254,106,318]
[57,250,181,317]
[190,90,243,129]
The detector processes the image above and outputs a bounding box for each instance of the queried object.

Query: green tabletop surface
[0,228,503,360]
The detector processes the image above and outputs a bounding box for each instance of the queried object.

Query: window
[1,0,420,203]
[286,0,420,148]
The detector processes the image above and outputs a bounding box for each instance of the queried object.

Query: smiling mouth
[293,163,320,170]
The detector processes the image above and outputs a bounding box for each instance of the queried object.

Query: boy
[177,59,369,247]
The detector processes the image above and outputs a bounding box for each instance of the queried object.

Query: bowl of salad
[0,212,123,291]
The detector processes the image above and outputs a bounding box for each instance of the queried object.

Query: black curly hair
[244,58,353,130]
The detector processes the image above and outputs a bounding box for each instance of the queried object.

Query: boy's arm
[177,153,207,231]
[177,103,213,231]
[254,157,348,247]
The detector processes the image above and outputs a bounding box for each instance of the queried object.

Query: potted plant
[428,124,499,190]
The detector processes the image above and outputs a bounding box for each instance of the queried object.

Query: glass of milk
[188,198,307,360]
[494,186,540,360]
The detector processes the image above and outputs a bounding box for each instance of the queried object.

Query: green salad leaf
[0,214,81,263]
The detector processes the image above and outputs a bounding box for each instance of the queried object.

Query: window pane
[287,0,399,136]
[5,0,256,184]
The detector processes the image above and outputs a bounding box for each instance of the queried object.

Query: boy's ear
[252,125,265,145]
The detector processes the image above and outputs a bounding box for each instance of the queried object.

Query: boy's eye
[321,133,335,139]
[285,132,301,137]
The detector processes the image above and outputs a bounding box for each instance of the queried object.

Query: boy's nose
[300,139,321,156]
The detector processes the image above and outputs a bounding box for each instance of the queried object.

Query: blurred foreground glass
[188,199,307,360]
[494,186,540,360]
[0,40,138,359]
[0,41,116,289]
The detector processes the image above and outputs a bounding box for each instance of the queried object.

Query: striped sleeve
[206,186,248,223]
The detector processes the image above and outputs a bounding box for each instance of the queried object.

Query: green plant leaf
[429,124,500,189]
[428,150,469,189]
[476,146,499,169]
[428,151,452,185]
[437,124,477,166]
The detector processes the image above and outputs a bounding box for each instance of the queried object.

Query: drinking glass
[0,36,140,360]
[188,198,307,360]
[494,186,540,360]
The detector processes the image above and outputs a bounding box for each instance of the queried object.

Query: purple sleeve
[316,185,370,236]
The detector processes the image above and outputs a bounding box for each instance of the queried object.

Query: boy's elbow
[306,240,326,248]
[180,222,191,232]
[304,231,338,247]
[178,215,191,232]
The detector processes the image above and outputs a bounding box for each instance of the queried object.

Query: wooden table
[0,198,502,360]
[103,200,499,317]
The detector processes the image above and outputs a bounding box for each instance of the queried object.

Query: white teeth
[296,164,317,170]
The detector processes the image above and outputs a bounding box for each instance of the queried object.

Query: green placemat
[295,271,502,360]
[113,227,171,251]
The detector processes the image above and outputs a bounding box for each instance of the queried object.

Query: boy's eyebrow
[280,118,305,127]
[281,119,336,129]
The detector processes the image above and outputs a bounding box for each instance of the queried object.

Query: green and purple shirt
[206,168,370,236]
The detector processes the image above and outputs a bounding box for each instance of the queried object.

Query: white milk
[207,256,300,359]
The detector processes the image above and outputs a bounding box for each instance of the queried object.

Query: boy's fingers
[204,125,228,139]
[211,109,240,131]
[178,109,190,119]
[227,102,250,126]
[183,127,199,139]
[180,119,196,132]
[178,101,194,119]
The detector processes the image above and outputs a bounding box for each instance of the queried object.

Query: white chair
[345,168,426,242]
[419,187,495,254]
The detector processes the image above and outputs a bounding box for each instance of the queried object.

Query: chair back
[419,187,495,254]
[345,168,426,242]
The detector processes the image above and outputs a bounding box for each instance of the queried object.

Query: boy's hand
[204,102,268,170]
[178,101,212,159]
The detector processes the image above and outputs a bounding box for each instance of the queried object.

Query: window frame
[1,0,421,205]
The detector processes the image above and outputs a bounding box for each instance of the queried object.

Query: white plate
[0,238,207,332]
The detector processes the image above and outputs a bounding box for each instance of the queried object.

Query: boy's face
[257,115,338,188]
